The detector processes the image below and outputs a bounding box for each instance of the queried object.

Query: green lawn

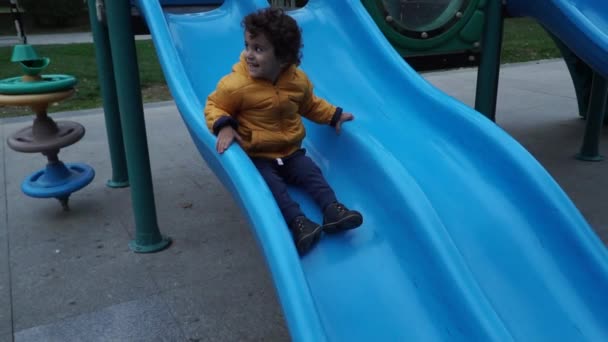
[0,41,171,117]
[502,18,561,63]
[0,17,561,118]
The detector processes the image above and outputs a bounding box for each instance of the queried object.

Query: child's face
[244,31,283,83]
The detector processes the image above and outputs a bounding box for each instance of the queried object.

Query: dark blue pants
[252,149,337,224]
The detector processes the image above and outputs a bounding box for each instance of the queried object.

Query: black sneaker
[289,216,322,255]
[323,202,363,234]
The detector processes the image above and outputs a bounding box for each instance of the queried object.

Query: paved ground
[0,59,607,341]
[0,32,150,47]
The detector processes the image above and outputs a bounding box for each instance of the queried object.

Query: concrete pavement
[0,32,150,47]
[0,59,607,341]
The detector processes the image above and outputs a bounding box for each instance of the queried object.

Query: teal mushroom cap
[11,44,41,62]
[10,44,51,77]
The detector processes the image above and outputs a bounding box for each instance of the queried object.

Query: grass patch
[501,17,561,63]
[0,40,171,118]
[0,17,561,118]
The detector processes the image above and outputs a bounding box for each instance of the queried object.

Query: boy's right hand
[216,126,243,154]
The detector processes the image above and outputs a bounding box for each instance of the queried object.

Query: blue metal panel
[136,0,608,340]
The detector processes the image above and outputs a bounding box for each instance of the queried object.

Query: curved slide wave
[136,0,608,340]
[507,0,608,76]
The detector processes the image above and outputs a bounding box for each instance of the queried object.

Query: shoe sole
[296,225,322,255]
[323,213,363,234]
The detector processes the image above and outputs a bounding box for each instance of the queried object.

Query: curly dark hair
[242,8,303,66]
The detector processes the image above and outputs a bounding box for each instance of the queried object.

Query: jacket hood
[233,52,249,76]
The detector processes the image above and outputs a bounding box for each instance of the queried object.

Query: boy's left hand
[335,112,354,134]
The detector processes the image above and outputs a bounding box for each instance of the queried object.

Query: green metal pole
[104,0,171,252]
[87,0,129,188]
[576,72,607,161]
[475,0,504,121]
[546,31,594,119]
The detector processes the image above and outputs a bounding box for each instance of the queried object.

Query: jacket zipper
[274,85,286,136]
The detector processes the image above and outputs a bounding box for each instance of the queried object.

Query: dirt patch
[142,84,172,102]
[0,105,31,118]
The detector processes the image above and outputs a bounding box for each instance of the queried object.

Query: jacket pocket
[250,129,288,153]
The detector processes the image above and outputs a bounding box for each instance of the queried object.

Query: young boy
[204,8,362,255]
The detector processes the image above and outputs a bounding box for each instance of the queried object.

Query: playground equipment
[362,0,486,69]
[86,0,171,253]
[363,0,502,122]
[90,0,608,339]
[9,0,25,43]
[0,0,26,46]
[0,44,95,210]
[366,0,607,161]
[110,0,607,340]
[506,0,608,161]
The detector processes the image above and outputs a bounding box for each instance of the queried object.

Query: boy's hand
[216,126,242,154]
[335,112,354,134]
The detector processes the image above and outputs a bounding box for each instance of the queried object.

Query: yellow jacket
[205,53,341,159]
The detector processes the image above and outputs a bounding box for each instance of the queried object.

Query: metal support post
[475,0,504,121]
[9,0,26,44]
[104,0,171,252]
[577,72,608,161]
[87,0,129,188]
[545,31,594,120]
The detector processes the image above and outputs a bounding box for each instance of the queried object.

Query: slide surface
[507,0,608,77]
[136,0,608,340]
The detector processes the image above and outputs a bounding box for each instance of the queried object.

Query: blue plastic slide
[135,0,608,340]
[507,0,608,76]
